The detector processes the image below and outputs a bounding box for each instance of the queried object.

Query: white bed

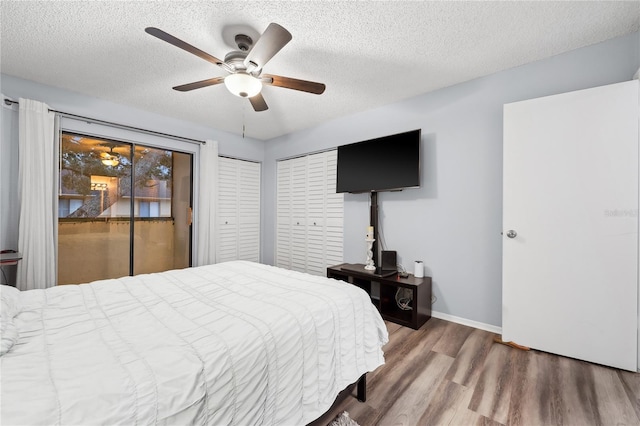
[0,261,388,425]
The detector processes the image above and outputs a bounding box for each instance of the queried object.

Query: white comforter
[0,261,388,425]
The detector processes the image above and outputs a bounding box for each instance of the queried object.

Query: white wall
[262,32,640,328]
[0,74,265,266]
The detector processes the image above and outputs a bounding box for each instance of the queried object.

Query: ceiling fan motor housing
[234,34,253,51]
[224,50,250,72]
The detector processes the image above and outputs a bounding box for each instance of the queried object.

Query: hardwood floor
[309,319,640,426]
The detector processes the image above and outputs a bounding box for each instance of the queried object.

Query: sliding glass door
[58,132,192,285]
[132,148,192,275]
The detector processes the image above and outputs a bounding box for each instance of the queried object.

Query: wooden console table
[327,263,431,330]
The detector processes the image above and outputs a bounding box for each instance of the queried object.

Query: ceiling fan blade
[262,74,326,95]
[249,93,269,112]
[173,77,225,92]
[244,23,292,72]
[145,27,224,67]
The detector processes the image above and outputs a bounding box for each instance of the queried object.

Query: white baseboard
[431,310,502,335]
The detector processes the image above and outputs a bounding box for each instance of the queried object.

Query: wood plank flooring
[308,318,640,426]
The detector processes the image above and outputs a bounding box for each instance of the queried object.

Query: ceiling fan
[145,23,326,112]
[98,143,121,166]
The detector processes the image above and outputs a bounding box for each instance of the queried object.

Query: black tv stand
[340,263,396,278]
[327,263,432,330]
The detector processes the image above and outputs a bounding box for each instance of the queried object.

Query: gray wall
[262,32,640,328]
[0,74,265,263]
[2,33,638,327]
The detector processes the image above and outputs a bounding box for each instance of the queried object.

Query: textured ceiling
[1,1,638,140]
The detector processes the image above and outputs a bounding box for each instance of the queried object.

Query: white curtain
[16,98,58,290]
[195,140,219,266]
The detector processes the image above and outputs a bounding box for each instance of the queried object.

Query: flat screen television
[336,129,421,193]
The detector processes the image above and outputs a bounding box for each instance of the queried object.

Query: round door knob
[506,230,517,239]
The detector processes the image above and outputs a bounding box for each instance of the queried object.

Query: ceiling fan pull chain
[242,104,246,139]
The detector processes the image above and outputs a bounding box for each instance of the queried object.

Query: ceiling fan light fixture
[224,72,262,98]
[101,156,119,167]
[100,151,119,167]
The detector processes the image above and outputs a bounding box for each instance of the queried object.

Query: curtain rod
[3,98,206,145]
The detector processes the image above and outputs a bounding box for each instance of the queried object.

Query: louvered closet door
[276,160,292,268]
[217,157,261,263]
[290,157,308,272]
[324,150,344,267]
[306,153,327,275]
[275,150,344,275]
[237,160,261,261]
[218,158,239,262]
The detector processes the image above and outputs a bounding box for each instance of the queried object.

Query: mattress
[0,261,388,425]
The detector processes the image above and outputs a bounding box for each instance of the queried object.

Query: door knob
[506,230,517,239]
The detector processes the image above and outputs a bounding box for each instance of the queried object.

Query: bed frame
[357,374,366,402]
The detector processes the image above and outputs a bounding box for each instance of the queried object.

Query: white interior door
[502,80,639,371]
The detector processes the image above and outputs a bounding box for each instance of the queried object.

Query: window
[58,132,193,284]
